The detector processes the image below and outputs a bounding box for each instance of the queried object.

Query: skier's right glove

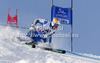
[29,26,36,31]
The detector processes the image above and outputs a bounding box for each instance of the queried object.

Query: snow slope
[0,26,100,63]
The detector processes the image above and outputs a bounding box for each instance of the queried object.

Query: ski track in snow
[0,26,100,63]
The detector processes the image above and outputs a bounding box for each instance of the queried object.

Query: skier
[26,18,60,47]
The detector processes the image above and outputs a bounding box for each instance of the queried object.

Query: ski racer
[26,18,60,46]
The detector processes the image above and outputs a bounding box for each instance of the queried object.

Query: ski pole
[0,24,29,29]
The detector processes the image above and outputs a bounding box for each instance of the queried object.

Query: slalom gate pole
[52,0,53,5]
[71,0,73,52]
[51,0,53,21]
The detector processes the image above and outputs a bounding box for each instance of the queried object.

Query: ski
[25,44,66,54]
[40,47,66,54]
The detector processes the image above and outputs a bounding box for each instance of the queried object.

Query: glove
[29,26,36,31]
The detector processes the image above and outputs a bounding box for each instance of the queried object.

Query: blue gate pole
[71,0,73,52]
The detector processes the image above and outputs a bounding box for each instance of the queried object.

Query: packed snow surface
[0,26,100,63]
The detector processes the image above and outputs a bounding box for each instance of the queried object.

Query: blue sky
[0,0,100,56]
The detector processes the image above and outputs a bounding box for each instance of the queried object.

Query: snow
[0,26,100,63]
[79,53,100,59]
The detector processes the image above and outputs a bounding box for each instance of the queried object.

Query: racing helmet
[51,18,60,28]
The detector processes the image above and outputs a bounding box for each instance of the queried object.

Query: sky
[0,0,100,56]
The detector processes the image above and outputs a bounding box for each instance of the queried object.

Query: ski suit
[27,19,55,44]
